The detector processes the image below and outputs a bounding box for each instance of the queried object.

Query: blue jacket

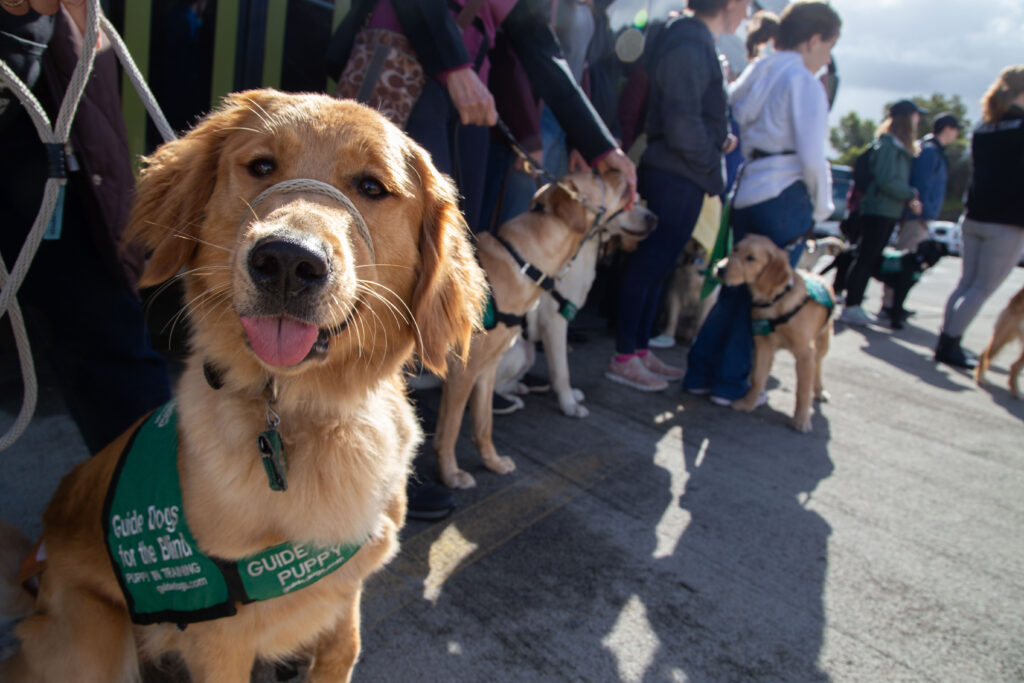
[909,134,948,220]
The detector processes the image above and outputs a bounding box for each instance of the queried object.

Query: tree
[829,111,876,166]
[829,93,972,214]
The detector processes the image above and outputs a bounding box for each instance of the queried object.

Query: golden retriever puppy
[718,235,834,433]
[434,171,632,488]
[975,284,1024,398]
[1,90,486,682]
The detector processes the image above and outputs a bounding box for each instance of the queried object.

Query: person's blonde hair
[981,65,1024,123]
[877,114,917,155]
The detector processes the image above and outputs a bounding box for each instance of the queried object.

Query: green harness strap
[103,401,362,626]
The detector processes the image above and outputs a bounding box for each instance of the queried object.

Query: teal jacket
[861,133,916,219]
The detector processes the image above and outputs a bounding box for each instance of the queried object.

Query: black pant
[843,214,898,307]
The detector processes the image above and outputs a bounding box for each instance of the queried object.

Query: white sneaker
[648,334,676,349]
[838,305,876,326]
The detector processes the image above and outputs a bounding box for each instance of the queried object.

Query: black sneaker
[493,392,524,415]
[406,478,455,521]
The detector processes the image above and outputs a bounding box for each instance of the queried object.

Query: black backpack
[847,144,875,214]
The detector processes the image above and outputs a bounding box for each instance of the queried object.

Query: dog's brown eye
[357,177,387,199]
[746,255,756,261]
[248,158,276,177]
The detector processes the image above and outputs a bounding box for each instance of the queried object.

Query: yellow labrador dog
[495,204,656,417]
[434,171,632,488]
[1,90,486,682]
[718,235,834,433]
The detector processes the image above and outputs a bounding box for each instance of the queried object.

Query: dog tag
[559,300,578,322]
[43,185,66,240]
[751,319,773,337]
[257,429,288,491]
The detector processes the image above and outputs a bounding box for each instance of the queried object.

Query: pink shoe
[640,351,684,381]
[604,356,668,392]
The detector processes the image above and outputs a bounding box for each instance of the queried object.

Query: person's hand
[722,133,738,155]
[568,148,589,173]
[594,148,637,210]
[445,67,497,127]
[908,198,923,216]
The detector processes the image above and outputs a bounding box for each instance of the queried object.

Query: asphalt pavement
[2,258,1023,682]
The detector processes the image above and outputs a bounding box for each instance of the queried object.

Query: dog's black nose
[248,238,329,299]
[644,212,658,232]
[715,264,727,280]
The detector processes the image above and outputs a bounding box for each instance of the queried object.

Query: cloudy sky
[608,0,1023,130]
[814,0,1022,129]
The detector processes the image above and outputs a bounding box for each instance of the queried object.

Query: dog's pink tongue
[240,316,319,367]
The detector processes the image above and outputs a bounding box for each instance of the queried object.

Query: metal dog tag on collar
[751,319,773,337]
[257,429,288,491]
[559,300,579,322]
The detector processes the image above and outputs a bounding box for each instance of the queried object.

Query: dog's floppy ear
[544,179,589,233]
[755,247,792,297]
[409,147,489,377]
[123,93,251,288]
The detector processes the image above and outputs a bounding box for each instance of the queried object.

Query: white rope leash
[0,0,176,450]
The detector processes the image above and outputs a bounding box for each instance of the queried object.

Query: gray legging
[942,216,1024,337]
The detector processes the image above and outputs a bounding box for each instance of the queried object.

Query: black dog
[823,238,950,329]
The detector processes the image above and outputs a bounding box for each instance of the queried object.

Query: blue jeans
[480,142,541,233]
[405,80,490,232]
[684,181,813,399]
[616,166,705,354]
[540,105,569,179]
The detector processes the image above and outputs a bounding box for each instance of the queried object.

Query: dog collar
[751,274,835,336]
[751,278,794,308]
[103,401,363,626]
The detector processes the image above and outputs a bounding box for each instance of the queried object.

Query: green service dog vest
[752,274,835,337]
[103,400,362,626]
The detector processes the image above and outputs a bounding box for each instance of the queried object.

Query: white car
[928,220,962,256]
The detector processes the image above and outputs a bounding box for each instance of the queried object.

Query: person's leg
[615,168,704,355]
[540,105,569,178]
[684,204,758,397]
[453,122,490,233]
[943,220,1024,337]
[404,80,455,176]
[884,218,929,308]
[941,217,984,332]
[844,214,897,307]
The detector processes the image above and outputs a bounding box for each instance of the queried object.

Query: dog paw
[560,402,589,419]
[442,469,477,489]
[482,455,517,475]
[790,415,813,433]
[815,389,831,403]
[571,388,585,402]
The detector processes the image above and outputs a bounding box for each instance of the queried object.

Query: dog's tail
[0,520,35,624]
[975,311,1018,386]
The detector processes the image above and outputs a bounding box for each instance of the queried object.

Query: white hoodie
[729,51,834,223]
